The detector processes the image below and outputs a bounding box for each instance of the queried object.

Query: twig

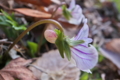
[0,3,10,10]
[0,39,13,44]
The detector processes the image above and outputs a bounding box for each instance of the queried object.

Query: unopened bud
[44,30,57,43]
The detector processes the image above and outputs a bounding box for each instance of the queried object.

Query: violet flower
[44,18,98,73]
[58,0,84,25]
[70,18,98,73]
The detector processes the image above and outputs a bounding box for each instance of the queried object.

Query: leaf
[51,0,61,5]
[29,50,80,80]
[55,30,72,60]
[0,15,11,26]
[6,20,26,30]
[63,40,71,60]
[54,29,60,35]
[15,0,51,6]
[0,58,37,80]
[1,10,14,22]
[99,39,120,69]
[113,0,120,12]
[55,30,64,58]
[27,41,38,57]
[1,10,27,31]
[14,8,52,18]
[62,5,72,20]
[0,72,15,80]
[105,39,120,54]
[98,54,105,62]
[80,73,89,80]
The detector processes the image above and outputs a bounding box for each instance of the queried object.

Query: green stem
[7,19,64,52]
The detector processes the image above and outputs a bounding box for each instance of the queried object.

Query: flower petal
[68,14,84,25]
[68,0,76,10]
[82,69,92,73]
[72,5,82,15]
[71,45,98,72]
[81,38,93,47]
[75,19,89,40]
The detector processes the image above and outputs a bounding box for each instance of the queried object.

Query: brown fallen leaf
[99,39,120,69]
[0,72,14,80]
[105,39,120,54]
[0,58,38,80]
[51,0,61,5]
[14,8,52,18]
[15,0,51,7]
[99,47,120,69]
[29,50,80,80]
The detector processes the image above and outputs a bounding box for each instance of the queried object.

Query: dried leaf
[15,0,51,6]
[29,50,80,80]
[99,39,120,69]
[0,72,14,80]
[105,39,120,54]
[0,58,37,80]
[14,8,51,18]
[51,0,61,5]
[99,47,120,69]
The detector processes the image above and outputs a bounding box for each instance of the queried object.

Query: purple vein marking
[72,50,91,60]
[73,47,92,55]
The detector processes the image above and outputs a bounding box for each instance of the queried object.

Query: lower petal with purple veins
[71,45,98,73]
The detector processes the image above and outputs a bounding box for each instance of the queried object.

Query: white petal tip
[82,69,92,74]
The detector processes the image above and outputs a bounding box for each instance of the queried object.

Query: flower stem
[7,19,64,52]
[37,6,60,54]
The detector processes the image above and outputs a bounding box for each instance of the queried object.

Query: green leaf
[0,16,11,26]
[98,54,104,62]
[6,19,26,30]
[27,41,38,57]
[80,73,89,80]
[62,5,72,20]
[0,22,9,26]
[113,0,120,12]
[55,30,72,60]
[55,30,64,58]
[1,10,27,31]
[18,25,27,30]
[1,10,14,21]
[63,40,71,60]
[54,29,61,35]
[0,10,27,40]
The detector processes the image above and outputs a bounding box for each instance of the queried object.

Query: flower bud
[44,30,57,43]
